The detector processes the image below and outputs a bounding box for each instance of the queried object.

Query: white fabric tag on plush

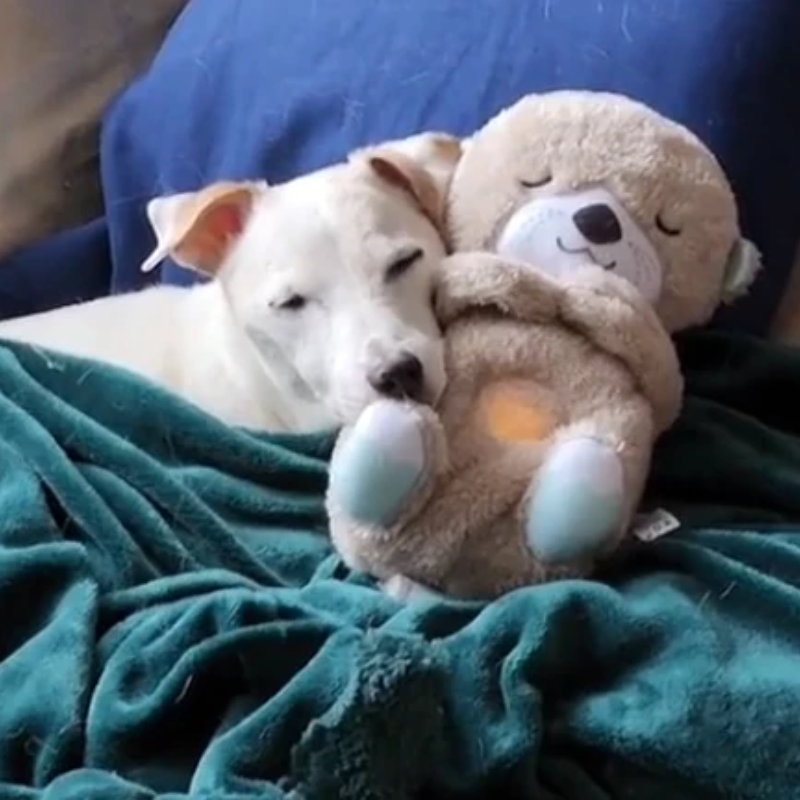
[632,508,681,542]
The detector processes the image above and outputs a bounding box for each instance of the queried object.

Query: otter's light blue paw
[525,437,625,565]
[330,401,427,527]
[381,574,445,603]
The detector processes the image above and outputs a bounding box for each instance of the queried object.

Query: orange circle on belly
[479,381,556,443]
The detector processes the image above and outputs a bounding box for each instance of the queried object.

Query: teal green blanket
[1,331,800,800]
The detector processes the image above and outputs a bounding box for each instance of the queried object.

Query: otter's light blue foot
[381,574,445,603]
[329,401,428,527]
[525,437,625,565]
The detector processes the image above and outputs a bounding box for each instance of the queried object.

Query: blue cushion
[97,0,800,333]
[0,220,111,320]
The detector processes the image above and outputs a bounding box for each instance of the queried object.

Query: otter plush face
[445,91,759,332]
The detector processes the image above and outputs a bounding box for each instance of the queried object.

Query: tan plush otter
[326,91,761,602]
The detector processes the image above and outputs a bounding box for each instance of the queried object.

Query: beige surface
[0,1,187,259]
[771,242,800,344]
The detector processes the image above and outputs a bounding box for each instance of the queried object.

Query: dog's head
[141,132,462,425]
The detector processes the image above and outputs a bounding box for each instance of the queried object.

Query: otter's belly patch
[478,380,557,442]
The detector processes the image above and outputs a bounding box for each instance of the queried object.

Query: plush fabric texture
[327,92,749,600]
[444,92,756,334]
[0,0,186,261]
[327,254,680,599]
[89,0,800,336]
[1,331,800,798]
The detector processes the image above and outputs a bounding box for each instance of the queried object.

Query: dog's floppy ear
[140,180,266,276]
[352,132,463,228]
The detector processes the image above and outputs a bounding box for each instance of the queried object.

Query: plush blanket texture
[0,330,798,800]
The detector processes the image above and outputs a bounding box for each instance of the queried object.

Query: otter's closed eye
[519,174,552,189]
[656,214,681,237]
[385,248,423,282]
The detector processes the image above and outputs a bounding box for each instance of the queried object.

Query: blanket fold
[0,330,799,800]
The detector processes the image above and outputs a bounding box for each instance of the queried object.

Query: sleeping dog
[0,134,462,431]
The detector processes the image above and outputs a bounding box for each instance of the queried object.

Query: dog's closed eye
[275,294,307,311]
[385,248,423,283]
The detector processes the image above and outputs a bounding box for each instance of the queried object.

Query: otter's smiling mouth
[556,236,617,271]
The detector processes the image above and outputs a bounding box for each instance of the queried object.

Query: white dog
[0,134,462,431]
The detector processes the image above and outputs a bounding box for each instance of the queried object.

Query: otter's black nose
[573,203,622,245]
[369,354,424,401]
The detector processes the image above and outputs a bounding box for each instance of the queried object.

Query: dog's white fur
[0,135,462,431]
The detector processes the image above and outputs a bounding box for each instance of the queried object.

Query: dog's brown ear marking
[349,132,463,230]
[141,181,266,276]
[428,134,463,161]
[365,150,445,228]
[368,154,417,198]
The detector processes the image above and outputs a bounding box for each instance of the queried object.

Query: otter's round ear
[721,237,762,304]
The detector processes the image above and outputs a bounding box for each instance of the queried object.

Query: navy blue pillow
[97,0,800,335]
[0,220,111,320]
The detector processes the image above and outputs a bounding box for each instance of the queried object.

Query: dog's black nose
[370,354,424,400]
[572,203,622,245]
